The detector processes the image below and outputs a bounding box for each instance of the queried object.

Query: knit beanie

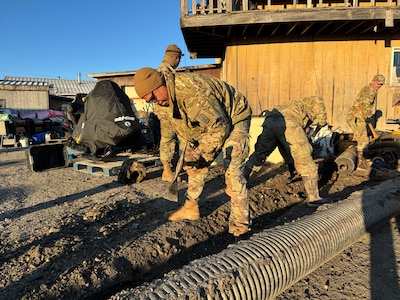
[134,68,164,98]
[165,44,183,56]
[163,44,183,68]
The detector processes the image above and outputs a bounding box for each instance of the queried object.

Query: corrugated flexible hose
[114,177,400,299]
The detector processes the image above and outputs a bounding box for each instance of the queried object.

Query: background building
[0,75,96,115]
[180,0,400,133]
[87,64,221,113]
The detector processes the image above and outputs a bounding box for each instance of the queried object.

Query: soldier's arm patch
[198,113,210,125]
[188,102,216,127]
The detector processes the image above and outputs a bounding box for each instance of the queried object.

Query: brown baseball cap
[134,68,164,98]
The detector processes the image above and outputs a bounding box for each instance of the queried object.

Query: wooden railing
[181,0,400,16]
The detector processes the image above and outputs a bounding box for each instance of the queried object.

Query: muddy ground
[0,147,399,299]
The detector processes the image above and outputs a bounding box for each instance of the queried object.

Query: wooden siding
[222,38,400,132]
[0,85,49,113]
[180,0,400,59]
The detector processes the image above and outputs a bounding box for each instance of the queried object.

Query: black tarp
[71,80,143,156]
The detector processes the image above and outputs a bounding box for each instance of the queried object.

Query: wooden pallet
[72,152,161,176]
[46,138,67,144]
[0,135,18,148]
[66,147,86,160]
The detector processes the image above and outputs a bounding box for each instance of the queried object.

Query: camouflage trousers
[346,114,369,152]
[183,119,251,236]
[247,115,317,177]
[154,105,178,163]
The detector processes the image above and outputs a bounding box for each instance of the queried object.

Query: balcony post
[182,0,189,17]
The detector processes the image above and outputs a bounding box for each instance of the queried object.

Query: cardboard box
[0,120,10,135]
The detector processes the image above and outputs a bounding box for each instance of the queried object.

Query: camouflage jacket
[349,84,377,120]
[155,61,176,116]
[165,72,252,156]
[157,60,175,75]
[269,96,327,128]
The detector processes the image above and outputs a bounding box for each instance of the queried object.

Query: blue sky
[0,0,215,81]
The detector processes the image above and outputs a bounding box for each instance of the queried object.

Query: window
[390,47,400,86]
[0,99,5,109]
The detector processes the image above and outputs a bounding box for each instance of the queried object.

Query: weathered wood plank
[182,8,400,27]
[181,0,398,17]
[223,38,400,131]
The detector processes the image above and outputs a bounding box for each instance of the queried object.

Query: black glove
[184,155,210,169]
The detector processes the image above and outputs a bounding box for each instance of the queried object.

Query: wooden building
[0,76,96,114]
[180,0,400,133]
[0,83,49,114]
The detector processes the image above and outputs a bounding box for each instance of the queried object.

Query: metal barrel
[335,147,357,174]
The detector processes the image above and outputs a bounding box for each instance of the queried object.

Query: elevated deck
[180,0,400,58]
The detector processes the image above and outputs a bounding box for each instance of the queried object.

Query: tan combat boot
[302,176,331,207]
[229,222,251,237]
[161,161,175,182]
[164,198,200,221]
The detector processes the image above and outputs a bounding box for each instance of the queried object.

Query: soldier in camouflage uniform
[155,44,183,181]
[346,74,385,171]
[244,96,330,207]
[133,67,252,237]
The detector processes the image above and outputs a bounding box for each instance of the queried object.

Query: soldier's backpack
[70,80,144,160]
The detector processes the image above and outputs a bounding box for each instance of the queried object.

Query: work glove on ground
[118,159,147,184]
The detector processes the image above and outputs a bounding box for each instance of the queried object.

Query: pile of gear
[65,80,160,161]
[0,109,66,147]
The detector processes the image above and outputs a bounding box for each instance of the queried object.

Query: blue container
[31,131,51,144]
